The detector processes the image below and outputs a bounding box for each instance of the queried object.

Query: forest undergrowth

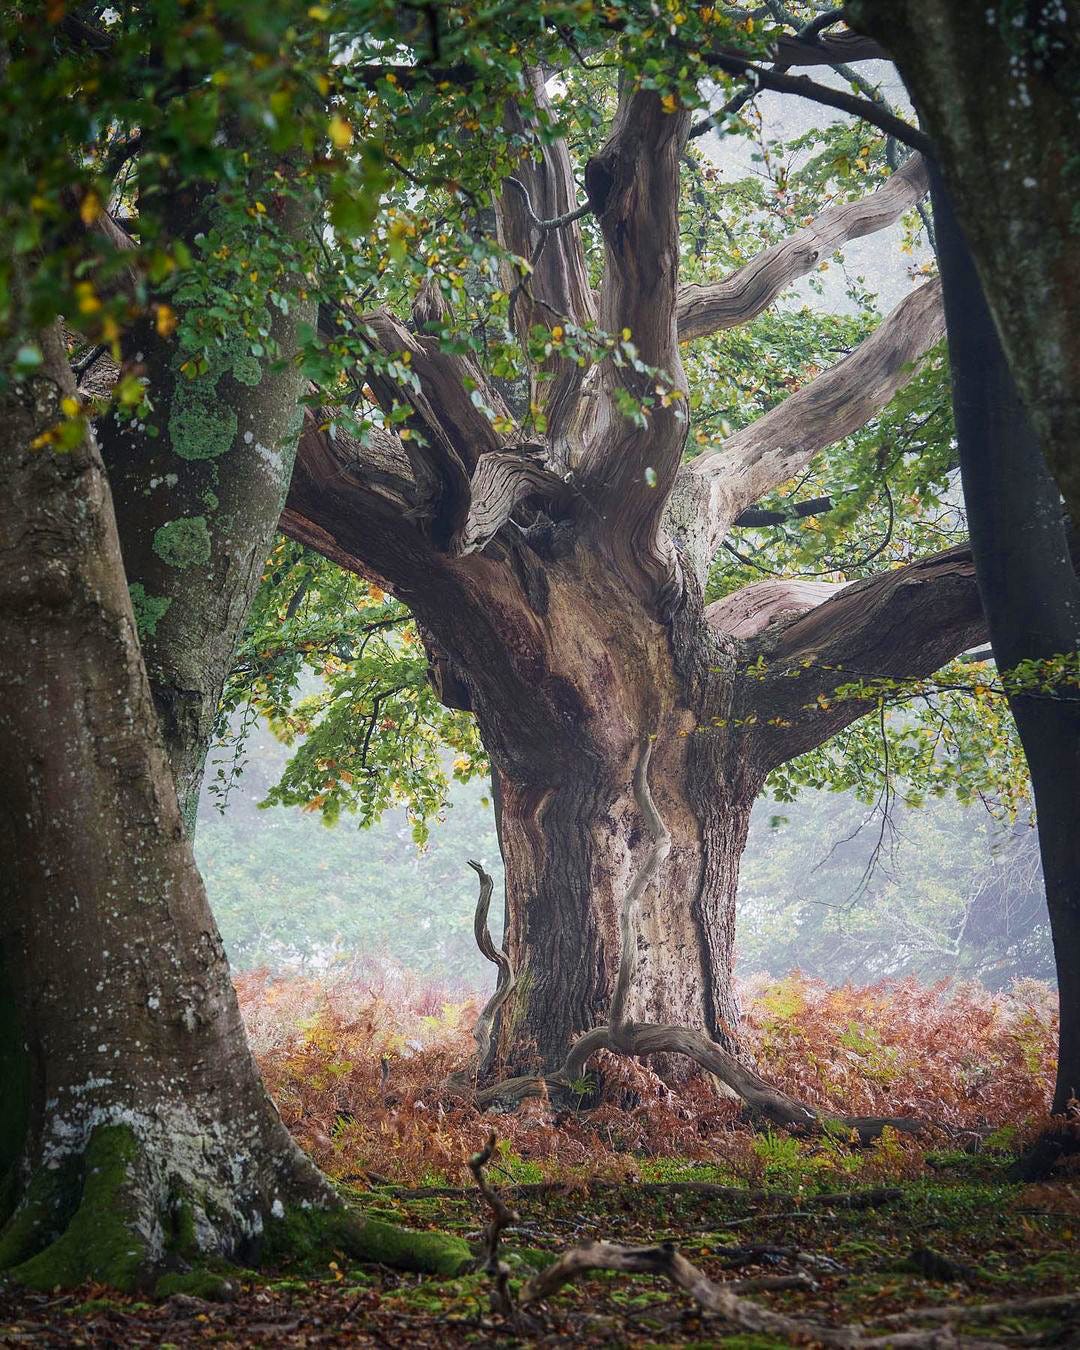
[4,970,1078,1348]
[241,966,1062,1187]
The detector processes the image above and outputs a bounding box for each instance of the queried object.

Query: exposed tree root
[463,741,923,1144]
[0,1123,472,1294]
[445,862,517,1095]
[1007,1113,1080,1181]
[466,1134,1074,1350]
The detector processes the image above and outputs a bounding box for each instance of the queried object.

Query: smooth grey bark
[95,174,313,831]
[0,322,472,1289]
[0,323,332,1287]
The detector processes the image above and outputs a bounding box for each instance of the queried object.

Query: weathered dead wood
[677,154,929,342]
[518,1237,1012,1346]
[706,578,849,640]
[451,451,572,555]
[574,87,691,605]
[465,1142,1069,1348]
[734,540,989,772]
[686,277,945,564]
[497,70,597,468]
[458,861,517,1083]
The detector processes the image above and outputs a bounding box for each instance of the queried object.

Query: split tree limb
[676,154,929,341]
[451,451,573,556]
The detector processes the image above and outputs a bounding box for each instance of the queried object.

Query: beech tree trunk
[0,325,468,1289]
[847,0,1080,529]
[93,169,314,831]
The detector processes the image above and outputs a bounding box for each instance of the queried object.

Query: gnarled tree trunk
[281,75,986,1086]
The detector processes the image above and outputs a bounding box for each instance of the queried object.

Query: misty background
[193,62,1053,1000]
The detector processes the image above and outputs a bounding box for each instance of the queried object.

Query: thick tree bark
[0,326,468,1289]
[278,72,998,1088]
[931,178,1080,1119]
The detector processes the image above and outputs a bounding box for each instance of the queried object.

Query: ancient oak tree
[280,81,990,1074]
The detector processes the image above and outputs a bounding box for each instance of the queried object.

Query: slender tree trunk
[932,177,1080,1119]
[96,174,313,830]
[0,325,468,1289]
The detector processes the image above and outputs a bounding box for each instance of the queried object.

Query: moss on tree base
[0,1124,472,1295]
[259,1206,472,1279]
[0,1126,149,1291]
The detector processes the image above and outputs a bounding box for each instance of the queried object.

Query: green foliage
[214,540,485,841]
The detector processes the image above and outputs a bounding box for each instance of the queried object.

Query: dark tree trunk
[847,0,1080,528]
[932,177,1080,1119]
[0,326,468,1289]
[490,732,751,1070]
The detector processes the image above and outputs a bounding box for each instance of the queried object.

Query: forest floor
[2,971,1078,1347]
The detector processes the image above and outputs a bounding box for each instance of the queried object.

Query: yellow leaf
[79,190,102,225]
[660,93,678,114]
[328,115,353,150]
[60,396,80,418]
[76,282,101,315]
[154,303,177,337]
[308,3,330,17]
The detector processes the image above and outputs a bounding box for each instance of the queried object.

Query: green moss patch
[5,1125,149,1292]
[128,582,173,638]
[167,379,238,462]
[260,1205,472,1279]
[152,516,212,570]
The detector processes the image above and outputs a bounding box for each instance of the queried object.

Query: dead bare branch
[677,154,930,341]
[517,1237,1010,1347]
[686,277,945,567]
[467,1133,520,1320]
